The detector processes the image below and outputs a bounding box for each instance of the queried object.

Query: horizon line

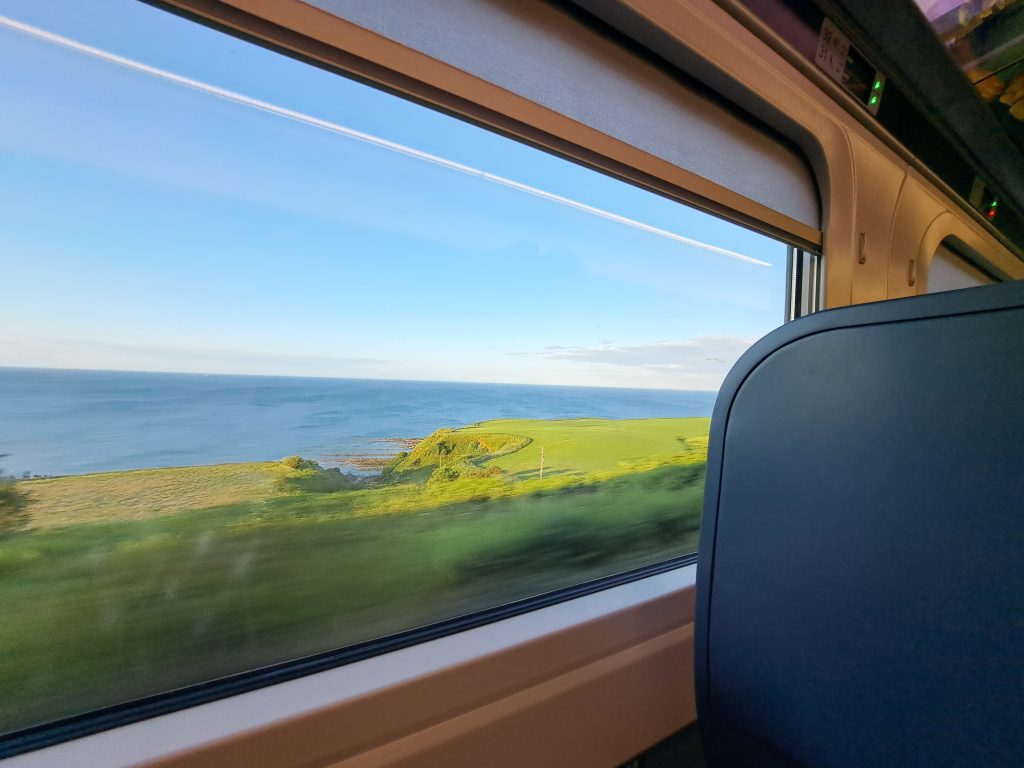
[0,364,722,395]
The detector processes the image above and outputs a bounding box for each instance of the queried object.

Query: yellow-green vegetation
[19,418,710,530]
[22,462,297,529]
[464,417,709,477]
[0,417,710,736]
[387,429,531,473]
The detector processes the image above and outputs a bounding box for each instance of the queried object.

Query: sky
[0,0,787,391]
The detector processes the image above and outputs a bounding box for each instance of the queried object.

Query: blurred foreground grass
[0,417,708,734]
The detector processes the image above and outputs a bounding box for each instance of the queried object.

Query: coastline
[317,437,423,473]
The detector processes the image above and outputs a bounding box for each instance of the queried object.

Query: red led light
[986,208,997,220]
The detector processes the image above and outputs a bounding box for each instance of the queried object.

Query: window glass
[913,0,1024,146]
[0,0,787,737]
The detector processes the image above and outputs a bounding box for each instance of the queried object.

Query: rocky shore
[318,437,422,474]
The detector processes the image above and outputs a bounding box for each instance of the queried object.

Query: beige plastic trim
[6,567,697,768]
[712,0,1024,267]
[156,0,821,250]
[888,170,1021,299]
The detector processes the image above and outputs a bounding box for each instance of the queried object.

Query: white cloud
[0,334,758,391]
[0,337,388,378]
[530,335,758,390]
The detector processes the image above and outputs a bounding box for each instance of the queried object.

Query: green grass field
[465,417,710,477]
[0,417,709,735]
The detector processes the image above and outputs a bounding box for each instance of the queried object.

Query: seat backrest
[695,281,1024,768]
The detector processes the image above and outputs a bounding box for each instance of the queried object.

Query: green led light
[990,199,999,208]
[873,80,882,91]
[869,95,879,105]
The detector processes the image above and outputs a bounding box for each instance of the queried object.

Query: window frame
[0,557,696,758]
[786,247,824,320]
[3,568,699,767]
[1,0,824,756]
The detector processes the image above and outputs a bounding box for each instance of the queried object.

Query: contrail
[0,14,771,267]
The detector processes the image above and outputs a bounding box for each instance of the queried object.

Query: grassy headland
[0,417,709,735]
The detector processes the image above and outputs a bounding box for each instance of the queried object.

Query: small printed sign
[816,17,850,84]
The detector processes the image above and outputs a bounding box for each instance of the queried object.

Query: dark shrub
[0,468,31,535]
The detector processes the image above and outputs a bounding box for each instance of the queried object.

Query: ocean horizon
[0,367,718,478]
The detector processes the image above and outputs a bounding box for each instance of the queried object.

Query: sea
[0,368,717,478]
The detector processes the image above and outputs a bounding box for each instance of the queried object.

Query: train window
[0,0,791,741]
[927,240,994,293]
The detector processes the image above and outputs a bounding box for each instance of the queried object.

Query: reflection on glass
[0,0,786,736]
[914,0,1024,124]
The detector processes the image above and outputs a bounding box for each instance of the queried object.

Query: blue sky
[0,0,787,390]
